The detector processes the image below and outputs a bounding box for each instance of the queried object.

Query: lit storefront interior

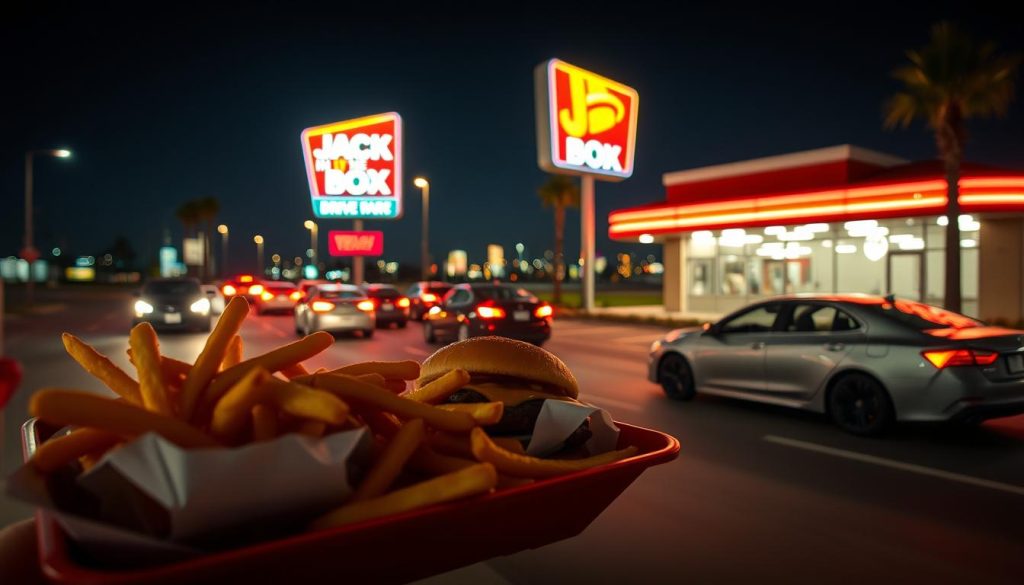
[609,145,1024,322]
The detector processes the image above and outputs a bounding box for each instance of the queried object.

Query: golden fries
[265,379,350,426]
[407,445,476,476]
[351,419,425,502]
[251,404,278,442]
[222,334,244,370]
[310,463,497,529]
[62,333,142,405]
[437,402,504,425]
[181,296,250,421]
[401,368,470,403]
[31,428,122,473]
[469,427,638,478]
[128,323,175,417]
[210,367,273,441]
[327,360,421,380]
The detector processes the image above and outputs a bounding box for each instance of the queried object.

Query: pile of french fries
[28,296,637,535]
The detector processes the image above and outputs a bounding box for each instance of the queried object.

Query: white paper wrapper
[526,399,620,457]
[7,427,371,561]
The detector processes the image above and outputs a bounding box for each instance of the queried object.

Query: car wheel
[828,373,894,436]
[457,324,469,342]
[362,329,374,339]
[658,353,696,401]
[398,320,407,329]
[424,323,437,343]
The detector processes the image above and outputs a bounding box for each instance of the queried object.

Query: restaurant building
[608,145,1024,322]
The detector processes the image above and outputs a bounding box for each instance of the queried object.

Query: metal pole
[352,219,364,284]
[221,232,229,278]
[257,242,264,275]
[312,223,318,272]
[24,152,34,305]
[421,183,430,280]
[581,175,596,312]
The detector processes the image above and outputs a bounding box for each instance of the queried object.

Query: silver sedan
[649,294,1024,435]
[293,283,375,338]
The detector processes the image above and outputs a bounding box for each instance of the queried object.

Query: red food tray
[22,418,679,585]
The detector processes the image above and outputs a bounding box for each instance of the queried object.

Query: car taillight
[261,291,274,301]
[311,301,335,313]
[421,292,438,303]
[357,300,375,312]
[922,348,999,368]
[290,291,302,301]
[535,304,553,318]
[397,297,410,308]
[239,275,254,283]
[477,305,506,319]
[249,284,265,296]
[222,284,237,296]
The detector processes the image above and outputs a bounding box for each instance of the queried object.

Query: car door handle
[825,342,845,351]
[751,342,766,350]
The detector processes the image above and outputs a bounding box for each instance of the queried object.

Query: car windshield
[266,283,296,291]
[368,288,400,299]
[427,285,452,295]
[865,300,983,330]
[319,289,362,300]
[474,287,535,301]
[143,280,200,296]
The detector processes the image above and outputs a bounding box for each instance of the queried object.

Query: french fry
[427,431,474,458]
[493,437,527,455]
[127,349,192,389]
[312,374,476,433]
[62,333,142,405]
[222,334,243,370]
[356,406,402,438]
[281,362,309,379]
[437,401,504,425]
[401,369,470,404]
[351,419,425,502]
[128,323,174,417]
[200,331,335,419]
[407,444,476,476]
[181,296,250,421]
[31,389,219,449]
[310,462,497,529]
[251,404,278,442]
[327,360,420,380]
[469,427,638,478]
[266,379,350,426]
[297,421,326,438]
[384,379,407,393]
[354,373,387,387]
[210,367,273,441]
[31,428,122,473]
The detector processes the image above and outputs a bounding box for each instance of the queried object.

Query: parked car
[361,283,410,328]
[649,293,1024,436]
[255,281,302,315]
[132,277,211,332]
[423,284,552,346]
[200,284,226,315]
[297,279,330,300]
[220,274,264,303]
[406,281,453,320]
[294,283,375,338]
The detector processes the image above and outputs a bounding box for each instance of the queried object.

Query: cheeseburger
[416,336,592,450]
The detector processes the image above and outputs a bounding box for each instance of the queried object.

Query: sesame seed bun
[416,336,578,399]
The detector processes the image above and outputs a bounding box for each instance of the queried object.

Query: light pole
[24,148,71,304]
[217,224,229,278]
[253,235,264,276]
[304,220,318,274]
[414,177,430,280]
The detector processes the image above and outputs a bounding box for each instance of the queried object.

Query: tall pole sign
[301,112,402,284]
[535,59,639,311]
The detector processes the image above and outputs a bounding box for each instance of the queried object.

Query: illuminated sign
[535,59,638,181]
[300,112,402,219]
[327,231,384,257]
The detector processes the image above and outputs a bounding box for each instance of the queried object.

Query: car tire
[827,373,894,436]
[457,324,469,342]
[398,320,407,329]
[658,353,696,401]
[362,329,374,339]
[424,323,437,344]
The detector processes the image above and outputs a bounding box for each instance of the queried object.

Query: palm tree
[884,22,1019,312]
[195,196,220,281]
[175,200,201,276]
[537,175,580,306]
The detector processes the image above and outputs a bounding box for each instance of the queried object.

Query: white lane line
[584,395,643,412]
[764,435,1024,497]
[404,345,430,357]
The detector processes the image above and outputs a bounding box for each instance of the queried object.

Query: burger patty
[447,388,592,449]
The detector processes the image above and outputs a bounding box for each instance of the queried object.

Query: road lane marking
[404,345,430,357]
[584,395,643,412]
[763,435,1024,497]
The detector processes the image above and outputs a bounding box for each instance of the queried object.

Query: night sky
[3,1,1022,275]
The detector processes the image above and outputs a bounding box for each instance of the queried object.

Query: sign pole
[581,175,596,312]
[352,219,364,284]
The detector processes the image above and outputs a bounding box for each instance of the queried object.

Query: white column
[663,237,687,313]
[581,176,595,311]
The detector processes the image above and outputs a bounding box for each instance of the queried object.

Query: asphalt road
[2,288,1023,584]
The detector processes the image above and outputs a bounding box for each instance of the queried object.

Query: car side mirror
[703,322,719,336]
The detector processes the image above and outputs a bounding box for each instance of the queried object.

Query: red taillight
[356,300,375,312]
[222,284,237,296]
[261,291,274,301]
[477,305,506,319]
[239,275,253,283]
[534,304,553,318]
[421,292,438,303]
[397,297,410,308]
[922,348,999,369]
[290,291,302,301]
[249,284,265,296]
[311,301,335,313]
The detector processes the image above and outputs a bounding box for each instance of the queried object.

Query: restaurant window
[690,259,712,296]
[720,256,746,295]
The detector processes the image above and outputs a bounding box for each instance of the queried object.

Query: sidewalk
[558,304,720,328]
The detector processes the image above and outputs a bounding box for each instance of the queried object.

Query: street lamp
[304,220,318,272]
[253,234,264,275]
[217,224,229,278]
[414,177,430,280]
[24,148,72,304]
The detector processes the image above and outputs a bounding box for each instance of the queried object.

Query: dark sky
[3,1,1023,274]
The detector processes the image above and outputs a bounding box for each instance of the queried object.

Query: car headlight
[190,297,211,314]
[134,300,154,315]
[650,339,662,353]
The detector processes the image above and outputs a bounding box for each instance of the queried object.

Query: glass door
[887,252,924,301]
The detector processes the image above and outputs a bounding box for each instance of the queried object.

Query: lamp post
[24,148,71,304]
[304,220,318,274]
[414,177,430,280]
[253,235,264,276]
[217,224,229,278]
